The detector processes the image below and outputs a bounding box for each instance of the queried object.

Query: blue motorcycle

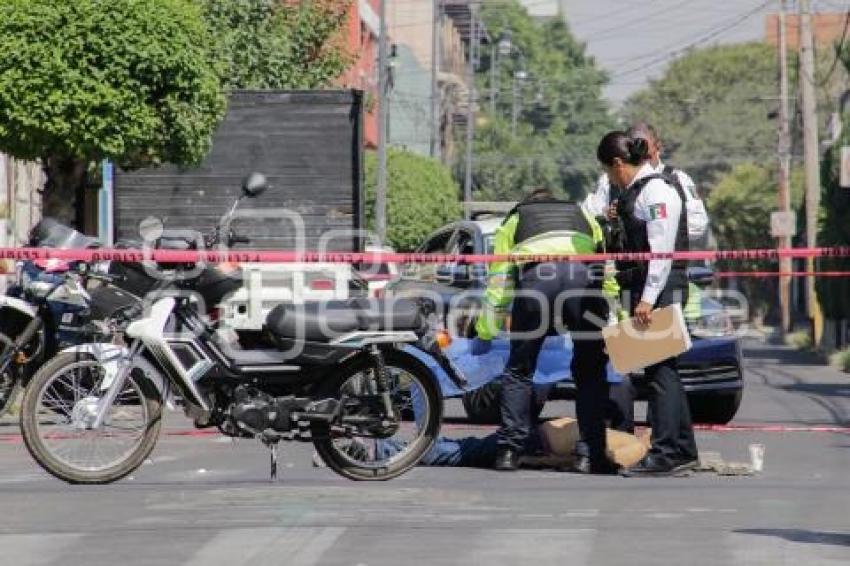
[0,220,134,415]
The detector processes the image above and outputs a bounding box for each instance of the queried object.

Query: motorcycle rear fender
[58,343,173,407]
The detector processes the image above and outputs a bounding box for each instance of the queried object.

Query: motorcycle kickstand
[266,440,280,482]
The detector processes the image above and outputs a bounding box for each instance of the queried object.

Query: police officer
[585,122,708,245]
[474,188,618,474]
[596,131,699,476]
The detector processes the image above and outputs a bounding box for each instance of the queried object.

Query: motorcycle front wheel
[20,352,162,484]
[312,349,442,481]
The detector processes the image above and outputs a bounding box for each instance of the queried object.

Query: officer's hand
[470,337,493,356]
[634,301,653,326]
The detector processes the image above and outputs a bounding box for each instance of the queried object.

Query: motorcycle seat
[265,298,425,343]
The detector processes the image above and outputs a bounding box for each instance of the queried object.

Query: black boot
[623,453,676,477]
[494,447,520,471]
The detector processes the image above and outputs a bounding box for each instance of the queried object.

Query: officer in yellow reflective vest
[474,188,619,473]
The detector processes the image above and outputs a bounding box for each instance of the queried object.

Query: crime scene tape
[1,246,850,265]
[715,271,850,278]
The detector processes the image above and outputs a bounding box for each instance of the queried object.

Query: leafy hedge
[365,149,462,251]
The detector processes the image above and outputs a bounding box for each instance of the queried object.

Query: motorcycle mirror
[138,216,165,241]
[241,172,268,198]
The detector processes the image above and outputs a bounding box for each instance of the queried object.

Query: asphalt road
[1,338,848,566]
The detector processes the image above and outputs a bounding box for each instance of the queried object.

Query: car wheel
[687,390,743,425]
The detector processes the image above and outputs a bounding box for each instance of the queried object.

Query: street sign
[771,210,797,238]
[841,146,850,189]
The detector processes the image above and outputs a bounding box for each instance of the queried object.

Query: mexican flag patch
[648,203,667,220]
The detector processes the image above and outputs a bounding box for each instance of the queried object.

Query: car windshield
[483,234,496,254]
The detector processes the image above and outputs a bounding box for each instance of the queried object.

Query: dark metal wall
[115,90,364,252]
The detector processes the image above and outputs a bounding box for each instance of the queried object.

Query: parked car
[385,217,744,425]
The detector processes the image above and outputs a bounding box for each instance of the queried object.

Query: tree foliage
[0,0,225,165]
[817,42,850,320]
[365,149,462,251]
[465,1,612,201]
[707,162,803,316]
[0,0,227,221]
[200,0,353,90]
[623,43,778,186]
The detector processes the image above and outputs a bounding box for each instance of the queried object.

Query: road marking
[183,527,345,566]
[0,534,82,566]
[460,529,596,566]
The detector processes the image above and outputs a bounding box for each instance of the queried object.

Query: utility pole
[799,0,823,343]
[777,0,792,334]
[463,3,479,218]
[430,0,441,159]
[376,0,389,242]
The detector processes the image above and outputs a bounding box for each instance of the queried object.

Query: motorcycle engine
[229,386,294,435]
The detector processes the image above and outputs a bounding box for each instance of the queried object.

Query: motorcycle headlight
[91,261,112,275]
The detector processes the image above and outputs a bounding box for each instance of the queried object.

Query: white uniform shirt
[627,163,683,305]
[584,162,709,240]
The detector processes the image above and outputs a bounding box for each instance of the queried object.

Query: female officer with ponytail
[596,131,699,476]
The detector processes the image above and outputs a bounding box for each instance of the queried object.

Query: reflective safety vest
[475,200,605,340]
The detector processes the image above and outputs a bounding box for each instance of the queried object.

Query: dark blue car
[387,218,744,425]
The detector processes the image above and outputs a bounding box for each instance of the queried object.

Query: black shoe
[623,453,676,477]
[589,458,622,476]
[494,447,520,471]
[572,455,621,475]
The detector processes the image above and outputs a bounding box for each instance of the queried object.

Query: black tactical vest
[615,173,689,294]
[511,200,593,245]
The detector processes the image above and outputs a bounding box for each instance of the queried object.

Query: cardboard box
[602,304,692,374]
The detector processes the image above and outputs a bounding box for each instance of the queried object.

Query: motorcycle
[19,173,465,483]
[0,220,137,416]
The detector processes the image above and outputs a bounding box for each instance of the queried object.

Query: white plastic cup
[749,443,765,472]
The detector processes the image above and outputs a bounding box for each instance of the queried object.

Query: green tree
[365,149,462,251]
[0,0,226,224]
[201,0,353,90]
[816,40,850,320]
[708,162,803,317]
[465,1,612,201]
[622,43,778,187]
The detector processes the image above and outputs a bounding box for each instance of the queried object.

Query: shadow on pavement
[742,346,826,367]
[735,528,850,547]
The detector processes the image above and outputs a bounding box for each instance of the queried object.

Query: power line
[610,0,773,79]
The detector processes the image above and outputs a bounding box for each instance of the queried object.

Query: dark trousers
[497,262,610,462]
[631,287,699,463]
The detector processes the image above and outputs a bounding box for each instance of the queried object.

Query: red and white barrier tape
[715,271,850,278]
[2,246,850,265]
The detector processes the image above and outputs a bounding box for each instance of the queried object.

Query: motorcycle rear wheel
[312,349,441,481]
[20,352,162,484]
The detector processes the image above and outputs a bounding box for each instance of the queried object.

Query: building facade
[336,0,382,148]
[387,0,481,163]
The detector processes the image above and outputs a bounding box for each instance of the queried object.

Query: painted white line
[461,529,597,566]
[183,527,345,566]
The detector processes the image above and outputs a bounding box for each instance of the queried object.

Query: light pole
[463,2,480,218]
[430,0,442,159]
[490,29,513,115]
[375,0,389,243]
[511,66,528,137]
